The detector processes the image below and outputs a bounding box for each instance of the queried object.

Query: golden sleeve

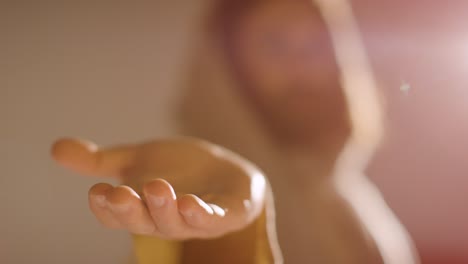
[131,207,277,264]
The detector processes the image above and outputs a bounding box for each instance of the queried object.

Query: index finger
[51,138,137,177]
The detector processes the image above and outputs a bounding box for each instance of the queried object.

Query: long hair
[176,0,384,171]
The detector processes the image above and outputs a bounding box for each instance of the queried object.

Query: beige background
[2,2,202,263]
[2,1,467,263]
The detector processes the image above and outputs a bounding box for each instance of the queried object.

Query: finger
[51,138,136,177]
[105,185,156,235]
[143,179,194,239]
[219,167,268,225]
[88,183,122,229]
[177,194,233,238]
[182,192,266,238]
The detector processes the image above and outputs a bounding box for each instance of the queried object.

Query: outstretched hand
[51,137,266,240]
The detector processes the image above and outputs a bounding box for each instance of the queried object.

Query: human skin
[51,0,418,263]
[51,137,266,241]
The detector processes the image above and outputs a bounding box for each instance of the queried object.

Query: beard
[255,86,350,147]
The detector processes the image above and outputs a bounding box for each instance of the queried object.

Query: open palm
[51,137,266,240]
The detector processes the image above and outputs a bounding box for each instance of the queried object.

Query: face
[230,0,349,143]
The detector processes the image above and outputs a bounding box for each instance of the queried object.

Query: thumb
[51,138,136,177]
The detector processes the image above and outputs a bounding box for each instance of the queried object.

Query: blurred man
[52,0,419,263]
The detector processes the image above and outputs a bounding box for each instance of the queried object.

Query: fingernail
[209,204,226,217]
[94,195,107,207]
[149,196,165,207]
